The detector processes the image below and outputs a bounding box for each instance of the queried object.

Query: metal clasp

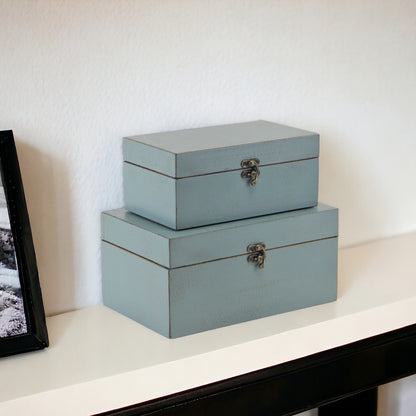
[247,243,266,269]
[241,158,260,186]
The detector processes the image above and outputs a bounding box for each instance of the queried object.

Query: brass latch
[241,158,260,186]
[247,243,266,269]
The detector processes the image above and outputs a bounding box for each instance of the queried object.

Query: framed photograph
[0,130,48,358]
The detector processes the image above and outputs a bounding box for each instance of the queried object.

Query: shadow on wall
[14,139,74,317]
[319,129,388,248]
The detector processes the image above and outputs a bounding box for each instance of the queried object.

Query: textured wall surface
[0,1,415,413]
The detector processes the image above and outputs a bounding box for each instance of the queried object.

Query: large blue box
[102,204,338,338]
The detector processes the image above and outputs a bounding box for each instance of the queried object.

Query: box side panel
[102,241,170,337]
[124,162,177,229]
[102,211,170,268]
[170,206,337,268]
[175,158,318,230]
[176,135,319,177]
[123,137,176,177]
[169,237,338,338]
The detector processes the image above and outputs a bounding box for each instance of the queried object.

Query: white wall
[379,375,416,416]
[1,1,415,414]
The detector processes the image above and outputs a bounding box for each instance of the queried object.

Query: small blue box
[102,204,338,338]
[123,120,319,230]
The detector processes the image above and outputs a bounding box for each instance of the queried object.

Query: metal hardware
[247,243,266,269]
[241,158,260,186]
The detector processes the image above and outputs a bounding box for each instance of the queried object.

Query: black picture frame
[0,130,48,358]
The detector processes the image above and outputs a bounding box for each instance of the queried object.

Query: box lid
[101,204,338,269]
[123,120,319,178]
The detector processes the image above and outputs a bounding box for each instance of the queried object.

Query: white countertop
[1,231,416,415]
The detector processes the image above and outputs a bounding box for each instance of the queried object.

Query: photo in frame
[0,130,48,358]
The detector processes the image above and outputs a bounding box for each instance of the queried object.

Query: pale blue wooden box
[101,204,338,338]
[123,120,319,230]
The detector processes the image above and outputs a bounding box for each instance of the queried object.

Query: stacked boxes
[102,120,338,338]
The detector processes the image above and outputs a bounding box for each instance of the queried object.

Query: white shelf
[1,232,416,415]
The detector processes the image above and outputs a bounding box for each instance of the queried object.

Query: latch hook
[241,158,260,186]
[247,243,266,269]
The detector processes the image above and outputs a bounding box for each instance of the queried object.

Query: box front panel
[176,158,318,229]
[169,237,338,338]
[169,206,337,268]
[102,241,170,337]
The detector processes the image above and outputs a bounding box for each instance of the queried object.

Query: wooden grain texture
[168,237,338,338]
[123,120,319,230]
[123,138,176,177]
[176,158,318,229]
[102,241,170,337]
[124,162,177,229]
[101,204,338,268]
[124,157,318,230]
[124,120,318,176]
[101,205,338,338]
